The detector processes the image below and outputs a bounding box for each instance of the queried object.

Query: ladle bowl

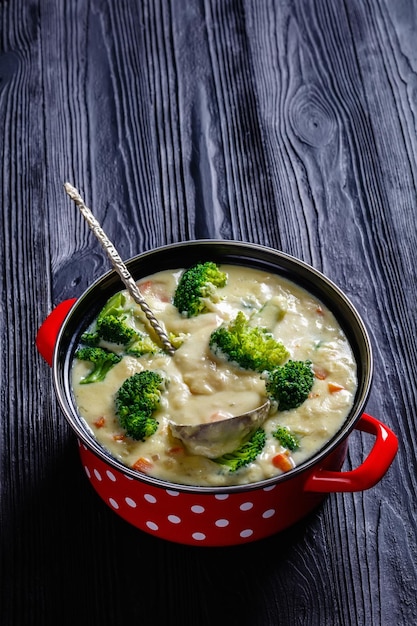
[169,400,271,458]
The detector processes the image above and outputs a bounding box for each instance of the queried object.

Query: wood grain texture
[1,0,416,625]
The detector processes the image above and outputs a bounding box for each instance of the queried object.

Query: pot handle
[304,413,398,493]
[36,299,77,367]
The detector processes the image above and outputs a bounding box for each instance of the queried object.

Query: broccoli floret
[167,332,186,349]
[265,360,314,411]
[97,292,126,321]
[98,315,160,355]
[115,370,166,441]
[213,428,266,472]
[272,425,299,451]
[87,292,160,355]
[80,331,100,346]
[75,346,122,384]
[173,261,227,317]
[79,293,128,347]
[96,314,137,345]
[126,332,160,357]
[209,311,289,373]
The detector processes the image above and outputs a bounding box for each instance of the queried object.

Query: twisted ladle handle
[64,182,176,355]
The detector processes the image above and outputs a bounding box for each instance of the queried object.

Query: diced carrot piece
[209,411,230,422]
[316,305,324,315]
[313,365,328,380]
[138,280,169,302]
[132,457,153,473]
[113,433,125,441]
[167,446,184,455]
[272,452,294,472]
[328,382,344,393]
[138,280,153,293]
[93,416,105,428]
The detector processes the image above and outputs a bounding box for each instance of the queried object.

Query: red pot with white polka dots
[36,241,398,546]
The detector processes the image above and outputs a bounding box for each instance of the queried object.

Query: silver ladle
[64,183,176,355]
[169,399,271,458]
[65,182,271,456]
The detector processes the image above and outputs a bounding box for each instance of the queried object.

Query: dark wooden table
[1,1,416,624]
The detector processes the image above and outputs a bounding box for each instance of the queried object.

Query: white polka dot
[144,493,157,504]
[84,466,91,479]
[146,521,159,531]
[109,498,119,509]
[262,509,276,519]
[191,505,205,514]
[106,470,116,482]
[240,502,253,511]
[125,497,137,508]
[263,484,276,492]
[125,475,134,480]
[168,515,181,524]
[93,469,102,481]
[192,532,206,541]
[215,494,229,500]
[240,529,254,538]
[166,489,180,496]
[215,519,229,528]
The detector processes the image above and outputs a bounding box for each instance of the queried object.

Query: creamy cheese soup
[72,265,357,487]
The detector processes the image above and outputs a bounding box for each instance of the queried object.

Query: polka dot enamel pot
[36,240,398,546]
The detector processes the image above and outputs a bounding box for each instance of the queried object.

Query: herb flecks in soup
[72,265,357,487]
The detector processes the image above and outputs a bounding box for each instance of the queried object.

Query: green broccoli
[75,346,122,384]
[96,314,138,345]
[212,428,266,472]
[167,332,186,350]
[272,425,299,451]
[126,331,160,357]
[97,292,126,321]
[265,360,314,411]
[115,370,166,440]
[80,292,129,347]
[80,294,124,345]
[209,311,289,373]
[79,331,101,346]
[98,315,160,355]
[173,261,227,317]
[82,291,160,355]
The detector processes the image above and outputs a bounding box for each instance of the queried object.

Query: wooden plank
[0,0,416,624]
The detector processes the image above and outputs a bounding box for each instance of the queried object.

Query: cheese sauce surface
[72,265,357,486]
